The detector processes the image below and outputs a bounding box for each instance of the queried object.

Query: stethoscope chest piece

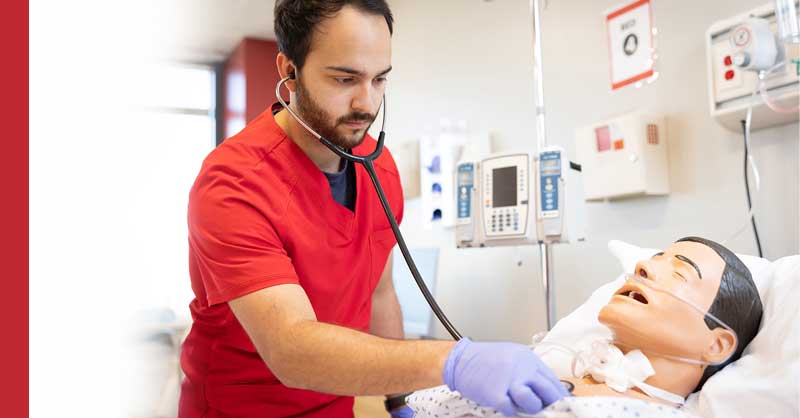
[560,380,575,394]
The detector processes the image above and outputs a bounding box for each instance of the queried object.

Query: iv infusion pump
[456,147,585,248]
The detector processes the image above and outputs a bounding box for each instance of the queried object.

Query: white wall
[382,0,799,343]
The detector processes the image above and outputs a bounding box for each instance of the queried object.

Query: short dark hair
[675,236,763,392]
[274,0,394,71]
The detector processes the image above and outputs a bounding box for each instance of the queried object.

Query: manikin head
[274,0,393,149]
[598,237,763,395]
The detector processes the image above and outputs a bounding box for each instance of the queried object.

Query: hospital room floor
[353,396,390,418]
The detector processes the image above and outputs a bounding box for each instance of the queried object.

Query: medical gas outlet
[706,2,800,131]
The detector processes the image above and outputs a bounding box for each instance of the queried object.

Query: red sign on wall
[606,0,656,90]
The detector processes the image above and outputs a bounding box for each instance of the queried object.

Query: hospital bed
[542,240,798,417]
[409,240,800,418]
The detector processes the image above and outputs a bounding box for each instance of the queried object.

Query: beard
[294,76,377,150]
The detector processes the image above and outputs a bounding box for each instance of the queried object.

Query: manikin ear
[702,327,738,364]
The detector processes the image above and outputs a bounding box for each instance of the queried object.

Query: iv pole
[529,0,557,331]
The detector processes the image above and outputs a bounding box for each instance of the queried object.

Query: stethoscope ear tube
[276,77,463,341]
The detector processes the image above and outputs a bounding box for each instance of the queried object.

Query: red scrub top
[179,104,404,418]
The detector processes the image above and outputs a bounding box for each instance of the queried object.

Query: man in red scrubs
[179,1,569,417]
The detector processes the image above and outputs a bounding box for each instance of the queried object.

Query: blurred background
[29,0,798,417]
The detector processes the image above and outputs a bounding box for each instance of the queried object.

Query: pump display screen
[492,166,517,207]
[541,160,559,169]
[541,159,560,175]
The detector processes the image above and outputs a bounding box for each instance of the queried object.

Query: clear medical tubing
[276,77,463,340]
[615,274,739,366]
[532,274,739,372]
[757,62,800,113]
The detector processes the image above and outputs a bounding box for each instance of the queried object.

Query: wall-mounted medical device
[575,112,669,201]
[706,1,800,132]
[455,147,585,248]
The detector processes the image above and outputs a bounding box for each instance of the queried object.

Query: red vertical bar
[0,0,29,416]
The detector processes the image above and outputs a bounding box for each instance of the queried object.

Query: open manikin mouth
[615,285,650,304]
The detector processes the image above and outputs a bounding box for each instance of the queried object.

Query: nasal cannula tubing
[623,274,738,366]
[531,274,738,372]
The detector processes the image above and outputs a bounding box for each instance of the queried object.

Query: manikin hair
[675,236,763,391]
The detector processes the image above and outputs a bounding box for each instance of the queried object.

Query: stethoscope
[276,74,462,340]
[277,75,580,398]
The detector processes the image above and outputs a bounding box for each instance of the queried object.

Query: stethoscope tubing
[276,76,463,341]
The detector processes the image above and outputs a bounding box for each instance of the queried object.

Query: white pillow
[535,240,799,418]
[682,255,799,417]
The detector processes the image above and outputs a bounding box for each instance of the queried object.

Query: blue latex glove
[389,405,414,418]
[442,338,570,416]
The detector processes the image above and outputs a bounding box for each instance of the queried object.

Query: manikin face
[598,241,737,365]
[290,5,392,149]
